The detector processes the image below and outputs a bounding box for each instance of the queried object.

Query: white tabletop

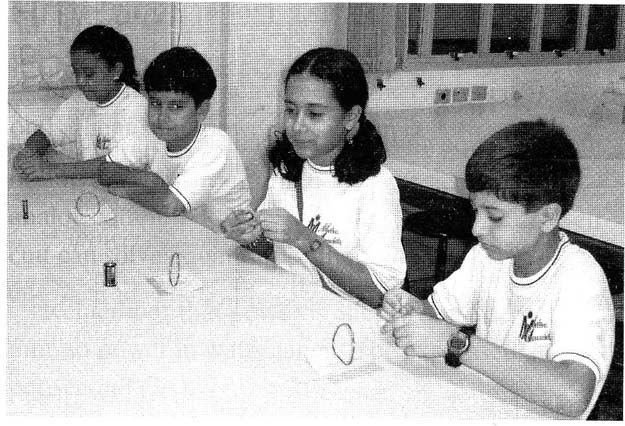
[6,167,566,419]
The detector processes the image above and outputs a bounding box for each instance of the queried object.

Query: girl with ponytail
[221,47,406,308]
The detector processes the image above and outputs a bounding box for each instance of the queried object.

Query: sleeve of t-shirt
[106,97,159,169]
[427,244,483,325]
[41,92,83,149]
[547,251,615,395]
[354,170,406,293]
[171,132,251,223]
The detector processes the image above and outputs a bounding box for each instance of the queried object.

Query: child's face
[284,74,356,167]
[147,91,206,150]
[70,49,122,104]
[469,191,548,262]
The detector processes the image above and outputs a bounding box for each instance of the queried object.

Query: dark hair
[465,119,580,216]
[70,25,140,91]
[268,47,386,185]
[143,47,216,107]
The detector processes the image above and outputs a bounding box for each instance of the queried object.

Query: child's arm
[15,153,107,180]
[257,207,384,308]
[389,314,595,417]
[99,161,186,217]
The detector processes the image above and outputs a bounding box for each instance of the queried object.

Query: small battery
[22,200,29,219]
[104,262,117,287]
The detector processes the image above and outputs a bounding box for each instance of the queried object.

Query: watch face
[449,333,469,352]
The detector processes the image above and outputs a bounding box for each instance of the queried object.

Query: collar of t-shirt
[510,231,570,286]
[167,124,202,158]
[305,159,334,173]
[96,84,127,108]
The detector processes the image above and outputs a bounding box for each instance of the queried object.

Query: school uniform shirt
[43,84,161,167]
[259,160,406,298]
[149,125,251,233]
[428,232,615,419]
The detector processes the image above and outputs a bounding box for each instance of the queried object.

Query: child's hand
[378,288,423,331]
[220,209,263,244]
[15,154,56,181]
[255,208,314,251]
[387,314,457,357]
[12,148,37,172]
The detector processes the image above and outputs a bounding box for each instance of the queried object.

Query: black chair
[402,208,476,296]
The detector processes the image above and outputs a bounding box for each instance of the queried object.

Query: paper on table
[302,317,396,381]
[69,202,114,224]
[146,272,204,295]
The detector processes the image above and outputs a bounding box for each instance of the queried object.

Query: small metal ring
[75,192,101,217]
[169,252,181,287]
[332,322,355,366]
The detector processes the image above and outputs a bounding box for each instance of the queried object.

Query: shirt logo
[95,134,112,151]
[519,310,550,342]
[307,215,341,244]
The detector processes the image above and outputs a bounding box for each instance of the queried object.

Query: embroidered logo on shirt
[519,310,550,342]
[95,134,111,151]
[307,215,341,244]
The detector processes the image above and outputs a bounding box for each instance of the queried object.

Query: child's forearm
[301,237,384,308]
[460,335,595,417]
[49,156,107,179]
[111,181,186,217]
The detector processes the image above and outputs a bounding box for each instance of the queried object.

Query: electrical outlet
[471,85,488,101]
[434,88,451,104]
[452,87,469,102]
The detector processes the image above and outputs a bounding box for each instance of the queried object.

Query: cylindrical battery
[22,200,29,219]
[104,262,117,287]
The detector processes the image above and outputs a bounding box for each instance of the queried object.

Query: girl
[221,47,406,308]
[13,25,160,180]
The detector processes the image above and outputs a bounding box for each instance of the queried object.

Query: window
[347,3,625,73]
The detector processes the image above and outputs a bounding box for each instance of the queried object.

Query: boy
[380,120,614,419]
[98,47,251,233]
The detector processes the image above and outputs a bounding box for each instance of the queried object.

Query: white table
[6,162,566,419]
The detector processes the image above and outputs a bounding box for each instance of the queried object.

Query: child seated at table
[13,25,161,180]
[98,47,250,233]
[380,119,614,419]
[220,47,406,308]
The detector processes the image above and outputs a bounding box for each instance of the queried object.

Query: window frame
[401,3,625,71]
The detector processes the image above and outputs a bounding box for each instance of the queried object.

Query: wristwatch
[445,326,475,367]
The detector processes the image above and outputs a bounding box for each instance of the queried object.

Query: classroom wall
[7,2,624,224]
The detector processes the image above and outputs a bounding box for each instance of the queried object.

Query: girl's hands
[220,209,263,245]
[255,208,315,252]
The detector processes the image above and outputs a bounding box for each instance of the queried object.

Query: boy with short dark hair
[381,119,614,419]
[98,47,250,233]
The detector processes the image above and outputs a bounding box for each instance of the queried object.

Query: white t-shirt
[428,232,615,419]
[259,160,406,297]
[43,84,161,168]
[150,125,251,233]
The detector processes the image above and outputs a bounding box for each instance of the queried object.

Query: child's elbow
[555,363,595,418]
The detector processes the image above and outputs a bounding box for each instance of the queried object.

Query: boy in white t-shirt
[98,47,250,232]
[380,120,614,419]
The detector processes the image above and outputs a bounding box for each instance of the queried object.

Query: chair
[402,208,476,296]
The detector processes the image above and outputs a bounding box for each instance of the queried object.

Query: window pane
[407,3,422,55]
[491,4,532,52]
[432,3,479,55]
[542,5,578,52]
[586,5,619,50]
